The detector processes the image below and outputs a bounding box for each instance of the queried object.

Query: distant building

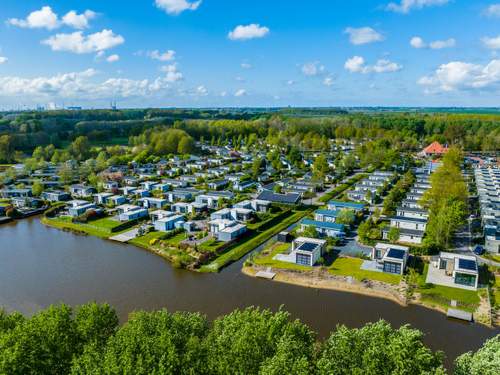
[420,141,449,157]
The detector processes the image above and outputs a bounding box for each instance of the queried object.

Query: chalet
[41,190,70,202]
[70,185,96,198]
[116,204,148,222]
[371,243,409,275]
[427,252,479,290]
[154,213,185,232]
[327,200,365,212]
[396,206,429,220]
[300,219,345,238]
[273,237,327,267]
[67,200,97,217]
[208,219,247,242]
[314,209,340,223]
[138,197,168,209]
[256,190,301,205]
[0,188,32,199]
[383,216,427,244]
[208,179,229,191]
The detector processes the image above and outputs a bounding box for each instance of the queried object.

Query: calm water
[0,218,497,368]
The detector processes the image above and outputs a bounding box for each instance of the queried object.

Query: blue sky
[0,0,499,109]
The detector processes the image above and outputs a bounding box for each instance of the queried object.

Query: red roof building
[421,141,449,156]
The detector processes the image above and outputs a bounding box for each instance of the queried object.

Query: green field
[328,257,401,285]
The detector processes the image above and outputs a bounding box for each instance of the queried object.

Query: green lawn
[414,263,481,312]
[483,253,500,263]
[200,208,311,272]
[129,231,166,248]
[253,242,312,271]
[43,216,128,239]
[198,238,223,253]
[418,284,480,312]
[328,257,401,285]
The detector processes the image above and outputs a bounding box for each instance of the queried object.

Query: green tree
[455,335,500,375]
[205,307,313,375]
[387,227,400,243]
[31,180,44,197]
[316,321,445,375]
[0,135,14,163]
[336,209,356,227]
[70,136,91,161]
[312,154,329,181]
[178,136,195,154]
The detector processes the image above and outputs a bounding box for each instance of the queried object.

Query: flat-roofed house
[327,200,365,212]
[372,243,409,275]
[273,237,327,267]
[300,219,345,238]
[426,252,479,290]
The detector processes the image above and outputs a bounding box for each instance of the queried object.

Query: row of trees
[2,110,500,160]
[421,147,469,249]
[2,303,497,374]
[383,171,416,216]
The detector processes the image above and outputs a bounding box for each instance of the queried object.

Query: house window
[296,254,311,266]
[383,261,401,274]
[455,273,476,287]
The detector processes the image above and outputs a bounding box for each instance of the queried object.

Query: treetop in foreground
[1,303,497,374]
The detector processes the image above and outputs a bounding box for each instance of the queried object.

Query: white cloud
[155,0,202,15]
[430,38,456,49]
[0,69,178,101]
[0,57,7,64]
[7,7,96,30]
[234,89,247,97]
[323,76,334,87]
[220,91,227,97]
[301,61,325,76]
[106,54,120,63]
[228,24,270,41]
[344,56,366,73]
[42,29,125,54]
[241,62,252,69]
[160,63,184,82]
[195,85,208,96]
[418,60,500,92]
[8,6,59,30]
[345,56,402,73]
[62,10,97,29]
[286,80,295,85]
[410,36,426,48]
[482,35,500,50]
[387,0,449,14]
[148,50,176,61]
[410,36,455,49]
[484,4,500,17]
[344,27,384,45]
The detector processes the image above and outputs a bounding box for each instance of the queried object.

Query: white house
[273,237,327,267]
[371,243,409,275]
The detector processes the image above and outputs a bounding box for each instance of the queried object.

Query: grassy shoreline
[199,208,312,273]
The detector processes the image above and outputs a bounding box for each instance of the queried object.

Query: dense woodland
[0,303,498,374]
[1,109,500,163]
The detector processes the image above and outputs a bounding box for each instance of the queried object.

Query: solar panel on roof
[458,259,477,271]
[298,242,317,252]
[387,249,406,260]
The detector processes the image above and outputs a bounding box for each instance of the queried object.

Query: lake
[0,218,497,368]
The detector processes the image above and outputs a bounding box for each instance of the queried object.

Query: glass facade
[455,273,476,287]
[296,253,311,266]
[383,261,401,275]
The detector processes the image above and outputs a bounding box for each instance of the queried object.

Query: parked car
[473,245,484,256]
